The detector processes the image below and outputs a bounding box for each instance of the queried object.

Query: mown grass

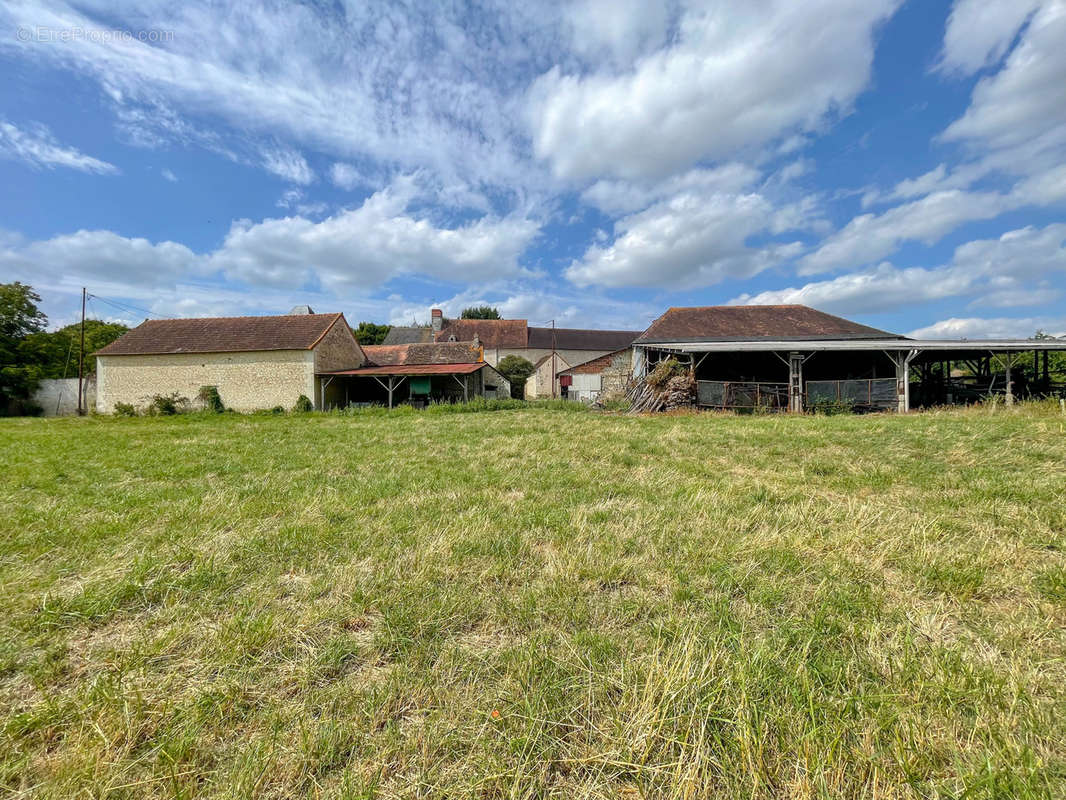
[1,403,1064,799]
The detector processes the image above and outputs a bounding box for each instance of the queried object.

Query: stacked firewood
[626,358,696,413]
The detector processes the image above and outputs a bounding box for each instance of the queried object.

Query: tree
[497,354,535,399]
[0,282,48,414]
[21,319,129,378]
[353,321,392,345]
[460,306,500,320]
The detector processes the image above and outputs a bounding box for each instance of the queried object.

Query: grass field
[2,404,1065,799]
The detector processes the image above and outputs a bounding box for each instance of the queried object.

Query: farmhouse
[95,311,364,413]
[386,309,641,371]
[633,305,1066,412]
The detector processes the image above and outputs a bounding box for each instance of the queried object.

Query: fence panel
[805,378,896,411]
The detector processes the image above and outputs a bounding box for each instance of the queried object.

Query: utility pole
[550,319,557,398]
[77,287,86,416]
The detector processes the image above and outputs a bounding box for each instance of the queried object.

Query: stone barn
[94,312,364,413]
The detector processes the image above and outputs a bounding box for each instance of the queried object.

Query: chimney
[431,308,443,334]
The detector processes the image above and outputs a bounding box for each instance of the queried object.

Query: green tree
[0,282,48,414]
[353,321,392,345]
[460,306,501,320]
[496,354,536,399]
[21,319,129,378]
[1021,331,1066,389]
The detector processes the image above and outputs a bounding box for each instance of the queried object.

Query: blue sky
[1,0,1065,337]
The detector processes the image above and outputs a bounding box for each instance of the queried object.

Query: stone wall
[33,378,96,416]
[96,350,315,413]
[600,349,634,399]
[524,352,571,399]
[313,318,365,373]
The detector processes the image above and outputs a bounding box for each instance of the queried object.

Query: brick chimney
[431,308,443,335]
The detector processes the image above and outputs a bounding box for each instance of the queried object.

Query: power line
[86,293,176,319]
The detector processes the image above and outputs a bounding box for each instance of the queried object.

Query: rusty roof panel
[94,313,345,356]
[636,305,902,343]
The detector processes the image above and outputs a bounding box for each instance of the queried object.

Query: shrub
[271,405,285,415]
[113,402,138,417]
[147,392,189,416]
[293,394,314,413]
[197,385,224,413]
[809,398,855,416]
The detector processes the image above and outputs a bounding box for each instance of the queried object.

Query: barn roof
[435,318,528,348]
[362,342,482,366]
[322,363,487,376]
[94,313,348,356]
[636,305,902,343]
[527,326,641,351]
[559,347,632,375]
[382,326,434,345]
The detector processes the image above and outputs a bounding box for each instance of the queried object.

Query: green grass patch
[1,404,1065,798]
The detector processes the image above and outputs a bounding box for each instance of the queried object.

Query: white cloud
[907,316,1065,340]
[940,2,1066,177]
[0,1,548,198]
[330,162,376,191]
[161,167,177,181]
[0,178,540,296]
[260,146,314,185]
[580,163,761,216]
[735,223,1066,315]
[566,190,803,289]
[801,189,1008,274]
[210,179,539,290]
[0,119,117,174]
[938,0,1042,75]
[527,0,900,180]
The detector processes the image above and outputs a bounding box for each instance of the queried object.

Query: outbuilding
[634,305,1066,412]
[95,312,364,413]
[318,341,510,408]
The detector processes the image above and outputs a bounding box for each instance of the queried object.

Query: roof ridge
[137,311,342,324]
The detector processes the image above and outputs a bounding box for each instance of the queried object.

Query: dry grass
[1,402,1064,798]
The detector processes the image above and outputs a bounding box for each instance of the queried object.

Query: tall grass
[1,405,1064,798]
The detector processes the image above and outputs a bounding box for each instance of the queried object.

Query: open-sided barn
[634,305,1066,412]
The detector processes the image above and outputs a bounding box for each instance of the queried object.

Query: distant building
[386,308,642,371]
[557,348,634,403]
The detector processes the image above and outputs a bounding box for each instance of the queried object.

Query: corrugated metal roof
[527,326,640,351]
[95,313,347,355]
[321,363,486,376]
[637,305,902,343]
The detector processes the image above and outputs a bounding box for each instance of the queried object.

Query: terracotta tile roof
[323,363,486,376]
[636,305,902,343]
[527,327,641,351]
[382,326,434,345]
[362,342,483,366]
[435,318,528,348]
[94,313,347,356]
[560,347,632,375]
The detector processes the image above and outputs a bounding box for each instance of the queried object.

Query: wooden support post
[788,352,804,413]
[1004,353,1014,406]
[886,349,919,413]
